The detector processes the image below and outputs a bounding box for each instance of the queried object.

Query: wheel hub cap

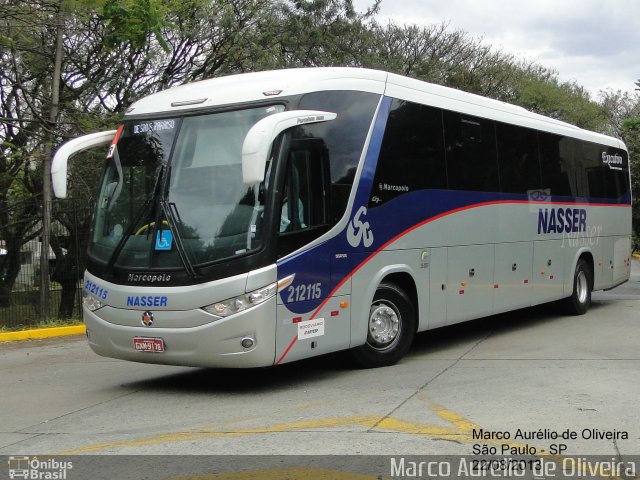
[576,270,588,304]
[368,303,400,348]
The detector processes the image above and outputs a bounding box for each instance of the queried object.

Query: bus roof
[125,68,387,116]
[125,67,624,149]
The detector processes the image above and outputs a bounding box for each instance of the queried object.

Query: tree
[355,19,606,128]
[600,87,640,236]
[262,0,380,69]
[508,72,606,130]
[623,117,640,237]
[1,0,58,308]
[0,0,181,316]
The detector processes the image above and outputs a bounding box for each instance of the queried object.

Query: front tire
[351,282,416,368]
[563,259,592,315]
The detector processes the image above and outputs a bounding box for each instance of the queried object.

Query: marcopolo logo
[296,115,325,125]
[378,183,409,192]
[347,206,374,248]
[8,456,73,479]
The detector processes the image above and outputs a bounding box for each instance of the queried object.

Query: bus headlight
[83,291,103,312]
[202,283,277,318]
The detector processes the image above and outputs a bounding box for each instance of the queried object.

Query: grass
[0,287,84,330]
[0,317,83,332]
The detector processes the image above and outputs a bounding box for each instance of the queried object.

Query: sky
[352,0,640,99]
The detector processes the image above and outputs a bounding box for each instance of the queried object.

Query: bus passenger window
[443,111,499,192]
[538,133,579,199]
[370,99,446,207]
[496,123,542,194]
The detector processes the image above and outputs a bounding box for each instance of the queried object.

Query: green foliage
[623,118,640,130]
[512,74,606,130]
[622,117,640,235]
[599,88,640,235]
[0,317,83,332]
[102,0,172,52]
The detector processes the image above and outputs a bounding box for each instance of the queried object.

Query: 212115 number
[287,283,322,303]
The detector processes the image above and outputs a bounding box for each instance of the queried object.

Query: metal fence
[0,199,91,328]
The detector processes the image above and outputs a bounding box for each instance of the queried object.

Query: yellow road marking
[56,400,636,480]
[375,417,463,439]
[57,416,381,454]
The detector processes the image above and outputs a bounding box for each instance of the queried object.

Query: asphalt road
[1,260,639,478]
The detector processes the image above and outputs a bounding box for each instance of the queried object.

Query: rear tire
[563,259,592,315]
[351,282,416,368]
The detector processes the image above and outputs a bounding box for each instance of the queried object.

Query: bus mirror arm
[51,130,117,198]
[241,110,337,185]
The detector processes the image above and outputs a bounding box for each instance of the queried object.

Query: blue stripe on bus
[277,190,630,315]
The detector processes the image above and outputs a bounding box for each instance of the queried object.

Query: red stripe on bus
[110,124,124,148]
[275,334,298,365]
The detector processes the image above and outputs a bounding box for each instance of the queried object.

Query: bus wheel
[351,282,416,368]
[564,259,592,315]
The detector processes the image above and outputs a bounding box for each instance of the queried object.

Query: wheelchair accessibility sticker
[155,230,173,251]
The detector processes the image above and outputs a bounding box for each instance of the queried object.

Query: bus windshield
[89,105,285,270]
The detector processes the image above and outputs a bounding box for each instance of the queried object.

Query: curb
[0,324,86,343]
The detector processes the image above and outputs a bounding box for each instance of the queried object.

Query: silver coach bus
[52,68,632,368]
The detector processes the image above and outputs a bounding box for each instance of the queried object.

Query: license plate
[133,337,165,352]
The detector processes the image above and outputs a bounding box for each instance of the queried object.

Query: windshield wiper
[105,198,152,271]
[147,164,198,279]
[159,199,198,279]
[105,164,165,271]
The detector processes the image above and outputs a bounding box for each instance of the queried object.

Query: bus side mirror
[241,110,337,185]
[51,130,117,198]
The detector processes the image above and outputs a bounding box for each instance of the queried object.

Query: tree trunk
[0,241,24,308]
[39,4,65,320]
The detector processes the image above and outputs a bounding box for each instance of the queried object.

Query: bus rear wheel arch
[351,281,417,368]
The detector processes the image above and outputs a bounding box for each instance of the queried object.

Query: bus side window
[280,152,307,233]
[496,122,542,194]
[443,111,500,193]
[538,132,576,199]
[583,144,629,200]
[370,99,446,208]
[277,138,331,257]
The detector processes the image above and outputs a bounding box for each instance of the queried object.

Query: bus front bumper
[83,298,277,368]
